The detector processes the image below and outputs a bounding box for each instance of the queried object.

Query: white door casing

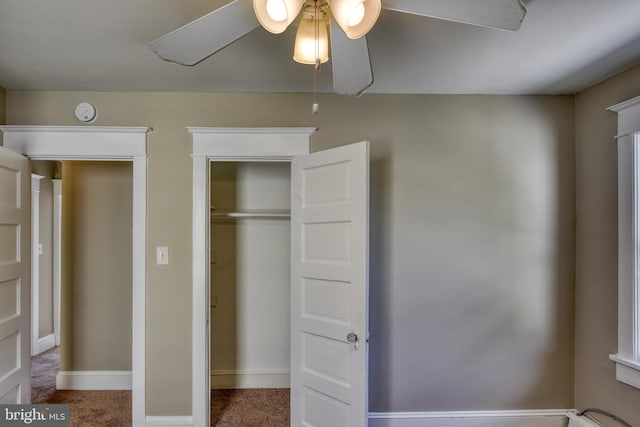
[30,174,41,356]
[189,127,314,427]
[0,147,31,404]
[290,141,370,427]
[52,179,62,347]
[190,129,370,427]
[0,125,148,426]
[30,174,54,356]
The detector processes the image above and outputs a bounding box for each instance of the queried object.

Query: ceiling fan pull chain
[312,0,320,114]
[312,61,319,114]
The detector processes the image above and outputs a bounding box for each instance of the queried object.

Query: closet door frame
[189,127,315,427]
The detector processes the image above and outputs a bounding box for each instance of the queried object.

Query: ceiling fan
[149,0,527,96]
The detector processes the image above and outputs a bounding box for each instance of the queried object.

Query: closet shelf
[210,209,290,220]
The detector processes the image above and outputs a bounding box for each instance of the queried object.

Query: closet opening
[209,161,291,425]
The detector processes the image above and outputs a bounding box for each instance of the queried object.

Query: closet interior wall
[209,161,291,389]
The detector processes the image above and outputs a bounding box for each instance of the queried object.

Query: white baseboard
[56,370,132,390]
[137,410,572,427]
[368,410,574,427]
[210,369,289,389]
[33,334,55,356]
[145,416,193,427]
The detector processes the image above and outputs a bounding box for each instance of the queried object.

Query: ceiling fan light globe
[293,17,329,65]
[327,0,380,39]
[348,2,365,26]
[253,0,304,34]
[266,0,287,22]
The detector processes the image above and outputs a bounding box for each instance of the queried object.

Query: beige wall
[60,161,132,371]
[575,64,640,426]
[7,91,576,415]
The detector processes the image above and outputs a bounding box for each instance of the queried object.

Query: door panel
[291,141,369,427]
[0,147,30,404]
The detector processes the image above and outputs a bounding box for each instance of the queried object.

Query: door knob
[347,332,359,350]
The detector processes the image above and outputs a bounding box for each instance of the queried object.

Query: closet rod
[215,212,289,219]
[210,209,290,220]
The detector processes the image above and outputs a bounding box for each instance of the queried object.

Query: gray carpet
[32,347,289,426]
[31,345,60,403]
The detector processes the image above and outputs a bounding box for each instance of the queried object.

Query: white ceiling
[1,0,640,94]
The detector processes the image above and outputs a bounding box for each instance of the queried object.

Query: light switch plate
[156,246,169,265]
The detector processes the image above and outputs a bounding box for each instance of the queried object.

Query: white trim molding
[31,174,44,356]
[1,126,148,160]
[0,125,150,426]
[29,174,56,357]
[56,370,132,390]
[144,416,193,427]
[33,334,55,356]
[189,127,314,427]
[188,127,314,161]
[139,410,576,427]
[608,95,640,113]
[609,353,640,388]
[368,410,574,427]
[609,97,640,390]
[52,179,62,347]
[210,369,290,389]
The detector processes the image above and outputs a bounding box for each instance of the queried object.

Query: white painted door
[0,147,31,404]
[290,141,369,427]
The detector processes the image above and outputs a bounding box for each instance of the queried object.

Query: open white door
[0,146,31,404]
[291,141,369,427]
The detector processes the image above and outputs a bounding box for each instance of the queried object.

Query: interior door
[0,146,31,404]
[290,141,369,427]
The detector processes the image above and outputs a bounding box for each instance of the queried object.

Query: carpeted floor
[32,347,132,427]
[211,388,289,426]
[32,347,290,426]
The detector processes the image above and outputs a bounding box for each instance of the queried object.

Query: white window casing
[609,96,640,389]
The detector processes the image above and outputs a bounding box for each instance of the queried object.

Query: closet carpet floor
[31,347,290,426]
[211,388,289,426]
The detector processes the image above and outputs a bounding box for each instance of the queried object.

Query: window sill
[609,354,640,389]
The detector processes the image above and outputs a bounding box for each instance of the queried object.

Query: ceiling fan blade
[382,0,527,31]
[148,0,260,66]
[330,21,374,96]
